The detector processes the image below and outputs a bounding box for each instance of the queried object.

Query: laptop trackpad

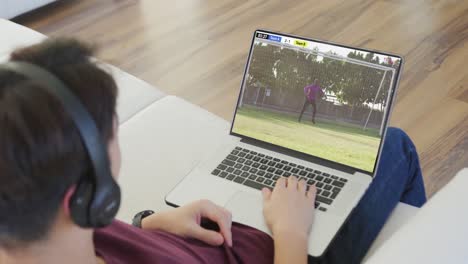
[225,191,271,235]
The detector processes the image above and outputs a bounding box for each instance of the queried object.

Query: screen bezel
[229,29,404,177]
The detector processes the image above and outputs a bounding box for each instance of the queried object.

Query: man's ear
[63,185,77,217]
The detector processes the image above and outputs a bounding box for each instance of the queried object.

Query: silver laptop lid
[230,30,403,177]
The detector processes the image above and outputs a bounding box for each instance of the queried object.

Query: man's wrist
[141,211,169,230]
[140,215,152,229]
[273,227,309,244]
[273,228,309,264]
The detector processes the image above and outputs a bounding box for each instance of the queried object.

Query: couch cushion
[116,96,232,222]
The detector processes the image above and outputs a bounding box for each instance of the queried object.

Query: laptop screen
[231,30,402,174]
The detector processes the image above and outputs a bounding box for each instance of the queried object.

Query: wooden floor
[15,0,468,197]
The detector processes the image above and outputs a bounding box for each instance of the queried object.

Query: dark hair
[0,38,118,248]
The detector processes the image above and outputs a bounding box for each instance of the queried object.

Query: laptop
[166,30,403,257]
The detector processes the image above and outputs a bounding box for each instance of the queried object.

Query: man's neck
[1,225,98,264]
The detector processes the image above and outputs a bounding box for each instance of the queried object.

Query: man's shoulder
[94,220,136,237]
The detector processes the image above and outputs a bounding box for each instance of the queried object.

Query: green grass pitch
[232,106,381,172]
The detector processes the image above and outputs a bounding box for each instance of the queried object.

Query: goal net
[241,41,398,133]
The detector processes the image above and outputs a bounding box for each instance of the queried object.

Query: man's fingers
[189,224,224,246]
[222,208,232,219]
[288,176,298,189]
[275,177,287,189]
[200,202,233,247]
[298,179,307,193]
[220,211,233,247]
[307,185,317,201]
[262,187,272,201]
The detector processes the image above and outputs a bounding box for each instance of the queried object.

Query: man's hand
[141,199,233,247]
[262,176,317,239]
[262,176,317,264]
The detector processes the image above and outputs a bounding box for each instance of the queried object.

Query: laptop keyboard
[211,147,348,212]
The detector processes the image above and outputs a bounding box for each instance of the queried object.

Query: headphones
[0,62,121,228]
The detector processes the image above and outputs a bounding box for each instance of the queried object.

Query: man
[298,78,324,124]
[0,38,315,264]
[0,39,426,264]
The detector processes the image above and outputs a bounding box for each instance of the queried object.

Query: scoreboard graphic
[255,32,308,49]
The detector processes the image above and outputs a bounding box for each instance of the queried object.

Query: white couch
[0,0,58,19]
[1,19,466,263]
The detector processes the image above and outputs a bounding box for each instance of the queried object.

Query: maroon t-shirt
[94,220,274,264]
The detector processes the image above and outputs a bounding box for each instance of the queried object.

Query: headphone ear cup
[90,180,121,227]
[69,178,94,228]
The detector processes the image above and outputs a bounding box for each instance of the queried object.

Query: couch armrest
[0,19,165,124]
[0,1,58,19]
[0,19,46,56]
[108,64,165,124]
[365,169,468,263]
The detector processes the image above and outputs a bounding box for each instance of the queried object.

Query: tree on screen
[245,42,398,122]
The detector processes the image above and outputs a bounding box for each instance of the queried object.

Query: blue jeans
[311,127,427,264]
